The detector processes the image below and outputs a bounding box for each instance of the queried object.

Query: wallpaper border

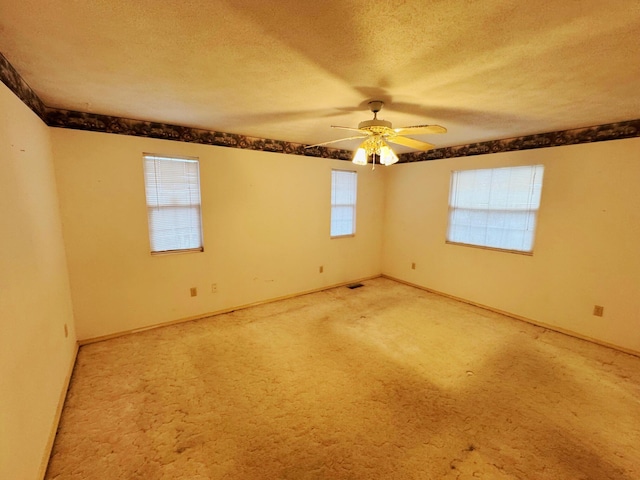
[402,119,640,162]
[0,52,47,120]
[2,51,639,162]
[45,108,354,160]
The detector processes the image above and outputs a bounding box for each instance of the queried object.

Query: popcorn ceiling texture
[46,278,640,479]
[3,2,640,152]
[1,51,638,163]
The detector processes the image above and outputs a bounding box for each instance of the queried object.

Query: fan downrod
[359,100,391,130]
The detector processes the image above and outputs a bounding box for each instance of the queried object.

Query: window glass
[447,165,544,253]
[331,170,357,237]
[143,154,203,254]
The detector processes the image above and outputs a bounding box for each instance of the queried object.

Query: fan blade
[331,125,369,134]
[387,135,435,151]
[305,135,368,148]
[393,124,447,135]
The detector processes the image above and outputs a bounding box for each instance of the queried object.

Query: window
[446,165,544,253]
[330,169,357,237]
[143,154,203,254]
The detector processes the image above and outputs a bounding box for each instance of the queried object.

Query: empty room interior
[1,1,639,479]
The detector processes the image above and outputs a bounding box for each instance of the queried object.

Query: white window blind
[143,154,203,254]
[331,169,357,237]
[447,165,544,253]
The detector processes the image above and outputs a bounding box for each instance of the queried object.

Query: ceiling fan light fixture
[352,146,368,165]
[379,143,399,166]
[352,137,398,167]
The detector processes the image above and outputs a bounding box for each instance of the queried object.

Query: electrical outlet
[411,262,416,270]
[319,266,324,273]
[593,305,604,317]
[211,283,217,293]
[190,287,197,297]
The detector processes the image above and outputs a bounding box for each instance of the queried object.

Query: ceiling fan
[307,100,446,166]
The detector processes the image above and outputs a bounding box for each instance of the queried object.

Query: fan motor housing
[358,119,393,131]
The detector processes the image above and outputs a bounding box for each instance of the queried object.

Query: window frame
[445,164,544,255]
[142,153,204,255]
[330,169,358,238]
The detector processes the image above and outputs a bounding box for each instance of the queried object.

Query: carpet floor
[45,277,640,479]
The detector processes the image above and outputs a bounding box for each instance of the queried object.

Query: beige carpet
[45,277,640,479]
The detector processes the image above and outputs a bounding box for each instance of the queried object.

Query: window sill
[445,241,533,256]
[150,247,204,256]
[330,234,355,239]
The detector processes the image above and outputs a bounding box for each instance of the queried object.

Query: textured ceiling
[0,0,639,152]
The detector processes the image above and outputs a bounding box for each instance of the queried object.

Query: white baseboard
[78,274,382,345]
[38,342,79,480]
[383,274,640,359]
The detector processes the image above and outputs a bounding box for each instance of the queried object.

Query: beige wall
[51,129,385,341]
[0,84,77,479]
[3,73,639,479]
[382,138,640,353]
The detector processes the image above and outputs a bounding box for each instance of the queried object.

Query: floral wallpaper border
[2,51,639,162]
[403,119,640,162]
[0,52,47,120]
[45,109,353,160]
